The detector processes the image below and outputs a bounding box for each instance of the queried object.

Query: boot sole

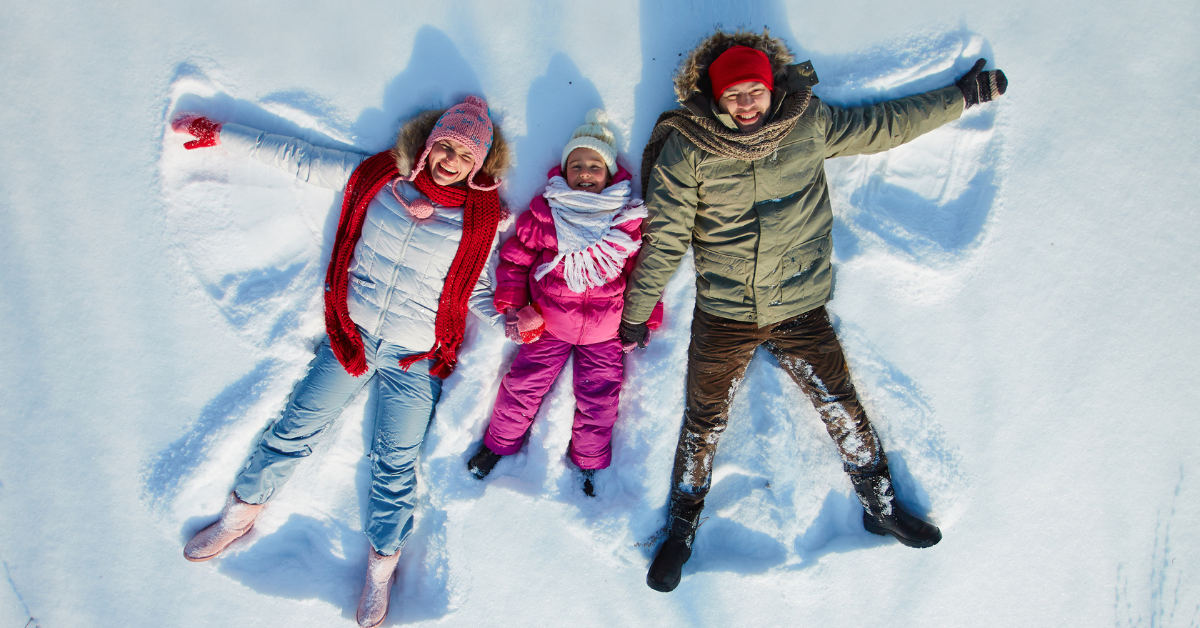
[863,518,941,548]
[646,572,679,593]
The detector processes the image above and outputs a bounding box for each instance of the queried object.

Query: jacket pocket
[693,243,752,304]
[779,234,832,305]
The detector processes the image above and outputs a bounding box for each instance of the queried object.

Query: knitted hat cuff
[561,137,618,174]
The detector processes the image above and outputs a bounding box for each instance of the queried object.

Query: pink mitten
[504,306,545,344]
[172,115,222,150]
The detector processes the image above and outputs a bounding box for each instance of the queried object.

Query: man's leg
[762,307,885,475]
[764,307,940,547]
[671,308,765,509]
[648,307,764,592]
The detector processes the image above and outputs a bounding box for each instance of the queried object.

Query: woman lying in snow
[173,96,509,628]
[464,109,663,496]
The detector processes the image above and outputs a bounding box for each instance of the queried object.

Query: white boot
[183,492,264,562]
[356,549,400,628]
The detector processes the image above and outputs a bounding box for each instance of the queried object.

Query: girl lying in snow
[173,96,509,628]
[465,109,662,496]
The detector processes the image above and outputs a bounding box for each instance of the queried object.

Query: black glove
[956,58,1007,109]
[619,320,650,351]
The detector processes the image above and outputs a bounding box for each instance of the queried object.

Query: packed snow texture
[2,0,1199,627]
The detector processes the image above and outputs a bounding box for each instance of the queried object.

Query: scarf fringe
[398,341,458,379]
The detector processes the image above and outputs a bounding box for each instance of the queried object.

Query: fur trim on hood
[673,28,795,103]
[390,108,512,183]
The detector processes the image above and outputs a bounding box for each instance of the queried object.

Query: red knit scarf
[324,152,501,378]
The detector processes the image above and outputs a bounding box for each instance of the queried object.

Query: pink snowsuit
[484,165,661,469]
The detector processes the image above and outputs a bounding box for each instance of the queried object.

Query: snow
[2,0,1199,626]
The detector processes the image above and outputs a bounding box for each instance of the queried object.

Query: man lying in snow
[619,28,1007,592]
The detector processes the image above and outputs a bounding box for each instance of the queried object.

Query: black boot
[467,442,502,480]
[851,471,941,548]
[581,469,596,497]
[646,502,702,592]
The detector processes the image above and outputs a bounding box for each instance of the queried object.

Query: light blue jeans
[233,328,442,555]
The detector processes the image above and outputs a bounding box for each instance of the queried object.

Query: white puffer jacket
[221,123,502,353]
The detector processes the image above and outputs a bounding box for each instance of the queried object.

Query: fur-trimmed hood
[673,28,796,103]
[390,108,512,184]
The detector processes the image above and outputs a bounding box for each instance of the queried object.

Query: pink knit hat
[408,95,500,191]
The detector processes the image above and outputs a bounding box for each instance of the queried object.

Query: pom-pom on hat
[408,95,500,191]
[560,108,618,175]
[708,45,774,100]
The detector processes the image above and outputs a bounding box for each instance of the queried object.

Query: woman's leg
[482,333,574,456]
[362,354,442,556]
[234,337,375,504]
[567,337,625,470]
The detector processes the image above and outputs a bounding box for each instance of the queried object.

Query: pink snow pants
[483,332,624,470]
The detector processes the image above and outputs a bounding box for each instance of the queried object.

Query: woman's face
[564,147,610,192]
[426,137,475,186]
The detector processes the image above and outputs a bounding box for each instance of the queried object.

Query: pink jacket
[494,165,661,346]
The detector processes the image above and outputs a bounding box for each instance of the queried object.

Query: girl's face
[426,138,476,186]
[564,148,610,193]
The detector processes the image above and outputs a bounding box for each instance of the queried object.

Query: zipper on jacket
[576,290,591,344]
[374,215,421,331]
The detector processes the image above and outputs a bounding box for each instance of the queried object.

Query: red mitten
[515,305,545,343]
[172,115,222,150]
[504,306,545,344]
[646,301,665,331]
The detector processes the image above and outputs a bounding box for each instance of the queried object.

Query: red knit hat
[708,45,774,99]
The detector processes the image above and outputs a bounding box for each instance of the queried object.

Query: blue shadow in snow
[513,53,606,195]
[842,157,997,262]
[142,358,280,511]
[350,26,485,154]
[789,489,891,569]
[217,514,363,619]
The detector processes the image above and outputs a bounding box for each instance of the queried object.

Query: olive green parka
[623,30,965,327]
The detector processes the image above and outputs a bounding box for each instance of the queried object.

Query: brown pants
[671,306,887,509]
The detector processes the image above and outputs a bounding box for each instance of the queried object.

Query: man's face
[717,80,772,133]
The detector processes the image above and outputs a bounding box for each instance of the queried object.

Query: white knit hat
[560,108,618,175]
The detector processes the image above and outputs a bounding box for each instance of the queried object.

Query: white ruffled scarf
[534,176,648,293]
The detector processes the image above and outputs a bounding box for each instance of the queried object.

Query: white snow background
[2,0,1198,626]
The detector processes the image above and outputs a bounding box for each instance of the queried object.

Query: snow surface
[2,0,1199,626]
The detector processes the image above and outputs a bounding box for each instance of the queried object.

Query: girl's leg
[567,337,624,470]
[234,337,375,504]
[362,354,442,556]
[483,334,573,456]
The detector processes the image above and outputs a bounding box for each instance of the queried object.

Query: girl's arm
[492,207,545,312]
[219,123,368,191]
